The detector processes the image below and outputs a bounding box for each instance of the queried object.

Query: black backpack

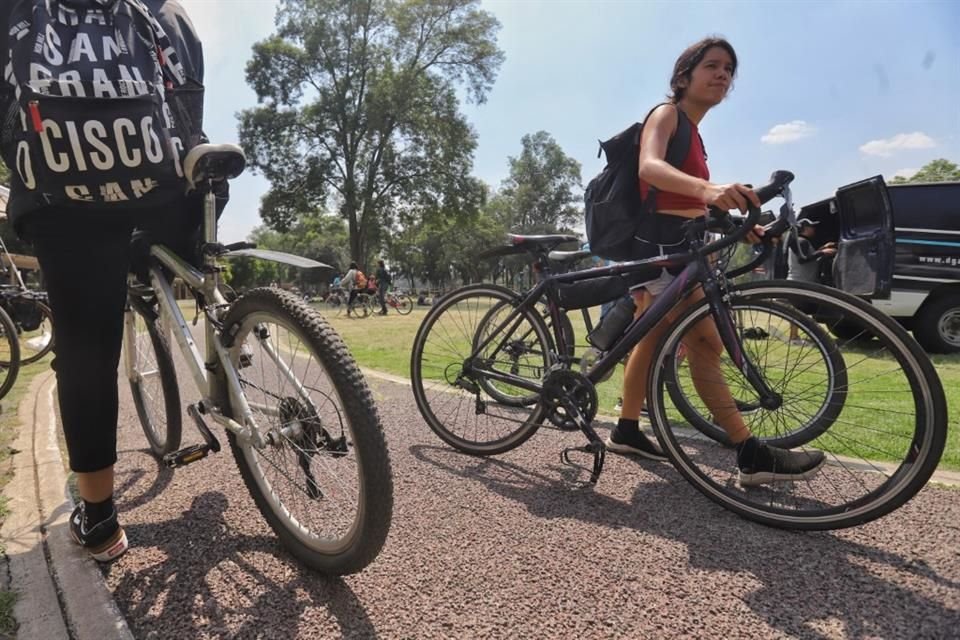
[584,104,693,261]
[3,0,195,210]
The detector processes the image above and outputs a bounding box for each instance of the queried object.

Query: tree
[239,0,504,264]
[890,159,960,184]
[497,131,583,233]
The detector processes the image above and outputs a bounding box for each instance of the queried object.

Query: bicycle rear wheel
[393,294,413,315]
[222,288,393,574]
[410,284,551,455]
[124,295,182,457]
[648,281,947,530]
[665,298,846,449]
[17,300,55,365]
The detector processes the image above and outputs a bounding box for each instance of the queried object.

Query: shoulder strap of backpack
[664,107,693,169]
[640,104,695,213]
[121,0,187,87]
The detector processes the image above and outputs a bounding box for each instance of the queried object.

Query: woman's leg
[31,217,134,560]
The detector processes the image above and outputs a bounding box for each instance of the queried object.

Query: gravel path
[101,335,960,639]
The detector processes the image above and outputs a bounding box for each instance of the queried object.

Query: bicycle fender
[221,249,332,270]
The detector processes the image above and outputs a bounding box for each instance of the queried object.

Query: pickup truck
[790,177,960,353]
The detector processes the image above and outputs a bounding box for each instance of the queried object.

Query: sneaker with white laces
[70,503,129,562]
[605,422,668,461]
[736,438,826,487]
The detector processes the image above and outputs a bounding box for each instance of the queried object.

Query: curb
[0,370,133,640]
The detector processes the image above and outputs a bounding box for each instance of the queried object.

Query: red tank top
[639,119,709,211]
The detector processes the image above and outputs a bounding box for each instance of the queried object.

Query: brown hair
[668,37,738,103]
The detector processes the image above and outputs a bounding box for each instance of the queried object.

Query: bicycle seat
[507,233,580,249]
[547,249,592,265]
[184,144,247,189]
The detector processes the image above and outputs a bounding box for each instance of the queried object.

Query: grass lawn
[313,300,960,471]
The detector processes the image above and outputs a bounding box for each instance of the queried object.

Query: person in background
[375,259,391,315]
[787,217,836,341]
[341,262,360,315]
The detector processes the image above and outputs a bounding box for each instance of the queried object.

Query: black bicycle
[0,284,54,365]
[411,170,947,531]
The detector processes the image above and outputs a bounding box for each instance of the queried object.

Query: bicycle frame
[471,232,780,408]
[124,185,321,450]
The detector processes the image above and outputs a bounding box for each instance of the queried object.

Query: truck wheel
[915,294,960,353]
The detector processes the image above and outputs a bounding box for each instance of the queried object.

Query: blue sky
[192,0,960,242]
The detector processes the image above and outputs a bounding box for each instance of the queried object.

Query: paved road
[103,337,960,639]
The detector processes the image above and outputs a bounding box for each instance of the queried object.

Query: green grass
[0,355,56,638]
[313,299,960,471]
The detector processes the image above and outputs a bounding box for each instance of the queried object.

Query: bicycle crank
[541,368,606,483]
[163,403,222,469]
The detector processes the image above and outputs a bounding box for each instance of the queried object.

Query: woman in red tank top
[606,38,821,488]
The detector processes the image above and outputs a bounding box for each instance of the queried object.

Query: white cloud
[892,168,920,179]
[760,120,816,144]
[859,132,936,157]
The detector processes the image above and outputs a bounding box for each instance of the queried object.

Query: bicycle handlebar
[692,170,796,258]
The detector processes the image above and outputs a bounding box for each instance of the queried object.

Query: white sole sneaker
[738,457,826,487]
[604,437,668,461]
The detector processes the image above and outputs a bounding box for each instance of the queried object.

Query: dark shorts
[626,213,701,296]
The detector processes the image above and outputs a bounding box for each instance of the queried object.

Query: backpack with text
[584,104,693,261]
[2,0,199,210]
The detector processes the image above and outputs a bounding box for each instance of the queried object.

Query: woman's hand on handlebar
[703,182,761,213]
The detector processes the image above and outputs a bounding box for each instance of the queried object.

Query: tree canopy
[496,130,582,233]
[239,0,504,265]
[890,159,960,184]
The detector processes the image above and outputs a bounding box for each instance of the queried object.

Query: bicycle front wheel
[410,284,551,455]
[124,296,182,457]
[222,288,393,575]
[648,281,947,530]
[665,298,846,449]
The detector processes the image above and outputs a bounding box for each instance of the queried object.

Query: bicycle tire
[394,294,413,315]
[664,298,846,449]
[411,284,550,455]
[471,298,562,408]
[0,307,20,400]
[647,281,947,531]
[19,300,55,365]
[325,294,344,316]
[124,297,183,457]
[221,288,393,574]
[350,293,373,319]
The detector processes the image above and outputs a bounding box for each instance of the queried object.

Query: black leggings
[25,203,206,473]
[30,216,135,473]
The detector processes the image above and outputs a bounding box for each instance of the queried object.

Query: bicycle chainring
[540,368,597,430]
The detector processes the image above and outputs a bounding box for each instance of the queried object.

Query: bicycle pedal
[163,444,213,469]
[188,404,222,453]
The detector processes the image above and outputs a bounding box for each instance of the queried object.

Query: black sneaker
[737,439,826,487]
[69,503,128,562]
[605,423,668,461]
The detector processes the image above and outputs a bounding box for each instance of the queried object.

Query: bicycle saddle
[184,144,247,190]
[547,249,592,264]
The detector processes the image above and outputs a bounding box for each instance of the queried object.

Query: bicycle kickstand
[558,400,606,484]
[163,403,223,469]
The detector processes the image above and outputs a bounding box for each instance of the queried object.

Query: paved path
[99,358,960,639]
